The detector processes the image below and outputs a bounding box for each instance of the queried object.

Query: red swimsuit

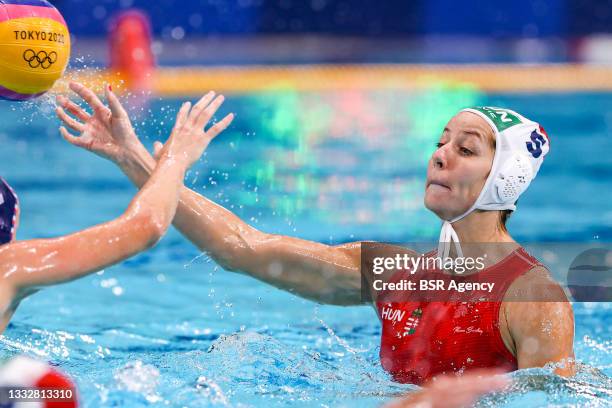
[376,247,541,385]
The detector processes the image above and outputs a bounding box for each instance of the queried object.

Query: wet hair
[499,208,512,233]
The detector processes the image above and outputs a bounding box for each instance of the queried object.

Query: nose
[431,145,447,169]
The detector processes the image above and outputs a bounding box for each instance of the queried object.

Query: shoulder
[502,264,574,348]
[501,264,575,372]
[358,242,421,278]
[353,242,420,307]
[504,263,569,303]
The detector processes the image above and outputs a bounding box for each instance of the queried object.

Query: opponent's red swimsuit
[376,247,541,385]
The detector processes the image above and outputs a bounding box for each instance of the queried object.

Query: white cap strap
[437,220,464,261]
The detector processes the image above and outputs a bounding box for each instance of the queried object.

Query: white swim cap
[438,106,550,261]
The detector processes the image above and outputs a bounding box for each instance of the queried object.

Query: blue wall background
[50,0,611,37]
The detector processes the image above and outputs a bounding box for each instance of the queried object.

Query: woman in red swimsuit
[57,84,575,387]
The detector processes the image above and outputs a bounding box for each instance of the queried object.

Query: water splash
[114,360,162,403]
[475,364,612,408]
[195,375,230,406]
[194,330,404,406]
[316,317,368,354]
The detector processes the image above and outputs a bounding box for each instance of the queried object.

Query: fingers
[104,85,128,119]
[188,91,216,124]
[205,113,234,141]
[69,81,110,115]
[195,94,225,130]
[172,101,192,133]
[59,126,85,147]
[179,91,227,132]
[55,106,85,132]
[153,141,163,160]
[57,95,90,122]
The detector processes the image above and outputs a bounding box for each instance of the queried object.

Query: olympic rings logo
[22,49,58,69]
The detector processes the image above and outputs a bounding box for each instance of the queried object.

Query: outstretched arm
[57,83,364,305]
[134,142,363,305]
[0,93,232,310]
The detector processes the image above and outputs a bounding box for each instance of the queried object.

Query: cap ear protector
[495,153,533,203]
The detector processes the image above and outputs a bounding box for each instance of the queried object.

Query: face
[424,111,496,220]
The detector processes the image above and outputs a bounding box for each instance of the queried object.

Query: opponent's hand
[157,92,233,170]
[56,82,140,164]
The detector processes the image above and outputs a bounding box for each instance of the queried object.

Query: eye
[460,147,473,156]
[436,142,445,148]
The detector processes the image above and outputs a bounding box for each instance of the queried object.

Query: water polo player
[58,83,574,384]
[0,88,233,334]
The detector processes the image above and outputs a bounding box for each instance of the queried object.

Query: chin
[424,194,446,219]
[424,194,460,221]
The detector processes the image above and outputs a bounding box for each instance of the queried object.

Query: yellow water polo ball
[0,0,70,101]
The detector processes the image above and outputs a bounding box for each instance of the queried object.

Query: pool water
[0,89,610,407]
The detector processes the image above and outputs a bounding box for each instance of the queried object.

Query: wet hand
[157,91,234,170]
[56,82,140,164]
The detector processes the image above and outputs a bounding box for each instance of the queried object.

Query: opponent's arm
[57,83,365,305]
[0,95,231,307]
[503,267,575,376]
